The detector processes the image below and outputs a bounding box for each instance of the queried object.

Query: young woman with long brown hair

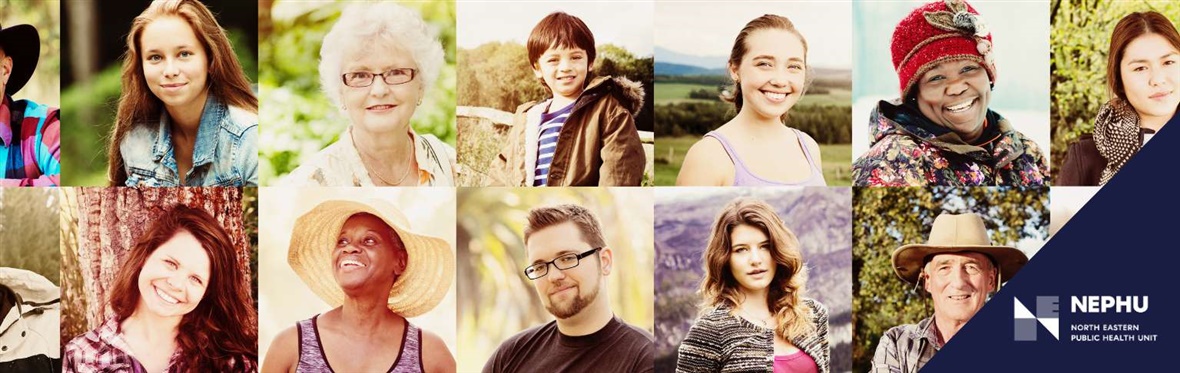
[107,0,258,187]
[677,198,829,373]
[63,205,257,372]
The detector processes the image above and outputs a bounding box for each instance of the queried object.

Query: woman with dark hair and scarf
[1059,11,1180,186]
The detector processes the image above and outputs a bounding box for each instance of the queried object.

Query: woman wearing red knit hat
[850,0,1050,187]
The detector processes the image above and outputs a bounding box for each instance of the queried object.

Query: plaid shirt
[0,96,60,186]
[869,316,941,373]
[63,318,256,372]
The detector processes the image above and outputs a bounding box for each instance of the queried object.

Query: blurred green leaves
[852,187,1047,372]
[1050,0,1180,180]
[259,0,457,184]
[62,23,258,186]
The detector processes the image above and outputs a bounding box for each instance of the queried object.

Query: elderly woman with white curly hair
[283,2,455,186]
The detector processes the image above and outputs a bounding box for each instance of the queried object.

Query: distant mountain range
[652,188,853,371]
[655,46,728,71]
[654,46,852,81]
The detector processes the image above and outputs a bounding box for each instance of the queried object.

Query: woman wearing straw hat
[870,212,1027,372]
[850,0,1049,186]
[262,200,456,373]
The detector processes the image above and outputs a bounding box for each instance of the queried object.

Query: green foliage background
[852,187,1047,372]
[259,0,456,185]
[61,12,257,186]
[1050,0,1180,181]
[0,0,59,107]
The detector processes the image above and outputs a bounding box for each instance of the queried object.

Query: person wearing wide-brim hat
[0,22,59,186]
[262,199,457,373]
[869,212,1028,373]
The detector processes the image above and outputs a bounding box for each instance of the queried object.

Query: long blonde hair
[700,197,814,340]
[107,0,257,186]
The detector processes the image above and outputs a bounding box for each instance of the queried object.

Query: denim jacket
[120,95,258,186]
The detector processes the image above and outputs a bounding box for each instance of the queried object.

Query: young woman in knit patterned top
[676,15,827,187]
[676,198,830,373]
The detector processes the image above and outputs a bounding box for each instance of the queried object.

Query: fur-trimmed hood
[576,75,645,115]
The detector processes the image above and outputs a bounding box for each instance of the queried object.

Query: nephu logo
[1014,296,1059,341]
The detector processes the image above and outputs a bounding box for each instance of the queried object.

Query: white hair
[318,2,445,109]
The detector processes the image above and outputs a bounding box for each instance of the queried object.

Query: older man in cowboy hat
[870,212,1028,372]
[0,22,59,186]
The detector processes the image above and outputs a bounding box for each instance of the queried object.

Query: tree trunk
[73,187,250,329]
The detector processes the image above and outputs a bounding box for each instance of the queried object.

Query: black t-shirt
[482,316,654,373]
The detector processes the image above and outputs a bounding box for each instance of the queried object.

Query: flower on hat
[923,0,996,75]
[924,0,989,38]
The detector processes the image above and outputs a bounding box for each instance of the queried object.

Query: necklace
[738,308,775,328]
[351,128,416,186]
[370,161,413,186]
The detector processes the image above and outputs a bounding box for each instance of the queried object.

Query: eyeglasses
[342,68,417,87]
[523,247,602,280]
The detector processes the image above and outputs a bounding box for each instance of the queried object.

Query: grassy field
[655,82,852,106]
[654,136,852,186]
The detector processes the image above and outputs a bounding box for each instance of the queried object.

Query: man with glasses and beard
[483,204,653,373]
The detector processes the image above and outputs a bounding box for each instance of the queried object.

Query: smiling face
[341,38,423,135]
[914,60,992,142]
[730,28,806,120]
[923,252,996,325]
[533,46,590,102]
[140,15,209,113]
[333,214,407,297]
[135,230,211,318]
[525,221,609,319]
[727,224,776,296]
[1120,33,1180,123]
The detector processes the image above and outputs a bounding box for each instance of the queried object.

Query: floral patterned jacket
[852,100,1049,186]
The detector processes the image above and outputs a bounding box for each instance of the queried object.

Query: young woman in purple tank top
[677,15,827,187]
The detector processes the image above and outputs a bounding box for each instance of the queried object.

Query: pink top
[773,350,818,373]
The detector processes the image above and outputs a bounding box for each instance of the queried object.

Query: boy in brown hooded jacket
[488,11,645,186]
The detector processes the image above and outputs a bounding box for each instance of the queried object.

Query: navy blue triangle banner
[924,121,1178,371]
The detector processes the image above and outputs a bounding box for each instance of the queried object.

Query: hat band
[897,33,963,74]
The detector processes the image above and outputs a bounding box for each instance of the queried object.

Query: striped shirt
[533,101,574,186]
[677,299,830,373]
[0,96,59,186]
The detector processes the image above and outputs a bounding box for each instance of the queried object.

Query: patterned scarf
[1093,99,1142,185]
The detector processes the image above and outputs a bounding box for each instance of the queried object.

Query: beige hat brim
[288,200,454,318]
[892,243,1028,285]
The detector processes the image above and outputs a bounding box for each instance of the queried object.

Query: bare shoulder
[676,136,733,186]
[419,327,456,373]
[261,325,300,373]
[795,129,823,163]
